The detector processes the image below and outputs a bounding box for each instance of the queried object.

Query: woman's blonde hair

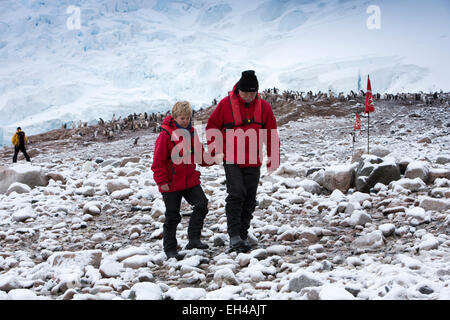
[172,101,192,118]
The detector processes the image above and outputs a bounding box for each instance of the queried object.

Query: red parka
[152,115,210,193]
[206,83,280,169]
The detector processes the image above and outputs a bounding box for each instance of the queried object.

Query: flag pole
[367,112,370,154]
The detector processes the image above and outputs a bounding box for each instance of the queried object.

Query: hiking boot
[185,239,209,250]
[165,250,185,261]
[228,235,246,253]
[240,238,252,252]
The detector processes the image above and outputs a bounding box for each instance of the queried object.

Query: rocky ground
[0,93,449,300]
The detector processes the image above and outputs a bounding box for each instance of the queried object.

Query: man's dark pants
[13,145,31,163]
[161,185,208,253]
[224,163,260,240]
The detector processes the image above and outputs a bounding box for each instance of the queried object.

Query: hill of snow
[0,0,449,145]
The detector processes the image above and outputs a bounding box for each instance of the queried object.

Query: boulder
[298,179,322,194]
[0,165,48,194]
[106,178,130,194]
[323,164,355,193]
[428,168,450,184]
[405,161,430,183]
[6,182,31,195]
[419,197,450,212]
[288,273,323,293]
[355,156,400,193]
[48,250,102,269]
[351,230,384,249]
[120,157,140,167]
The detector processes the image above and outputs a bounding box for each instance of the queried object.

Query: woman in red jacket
[152,101,222,260]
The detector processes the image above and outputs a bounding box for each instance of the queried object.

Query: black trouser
[13,145,31,163]
[224,163,260,239]
[161,185,208,252]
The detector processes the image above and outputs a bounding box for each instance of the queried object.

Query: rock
[295,229,319,244]
[212,234,227,247]
[277,230,295,242]
[92,233,106,243]
[47,172,66,184]
[0,165,48,194]
[213,268,239,286]
[299,287,321,300]
[129,283,162,300]
[379,223,396,237]
[419,235,440,251]
[418,137,432,144]
[236,253,251,267]
[6,182,31,195]
[81,161,95,172]
[249,249,268,260]
[122,255,152,269]
[428,169,450,183]
[391,178,426,192]
[419,197,450,212]
[115,246,148,262]
[99,260,123,278]
[323,164,354,193]
[436,156,450,165]
[12,204,37,222]
[111,188,134,200]
[405,161,430,183]
[405,207,427,220]
[419,286,434,295]
[319,284,355,300]
[310,169,325,186]
[356,157,401,193]
[371,146,391,158]
[7,289,37,300]
[351,230,384,249]
[100,159,121,168]
[0,276,22,292]
[61,288,77,300]
[298,179,321,194]
[75,186,95,197]
[349,211,372,226]
[288,273,323,293]
[82,201,102,215]
[120,157,140,167]
[106,178,130,194]
[349,192,371,204]
[48,250,102,269]
[173,287,206,300]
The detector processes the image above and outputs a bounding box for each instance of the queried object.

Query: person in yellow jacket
[12,127,31,163]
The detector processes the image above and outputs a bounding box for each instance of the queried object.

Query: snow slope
[0,0,449,145]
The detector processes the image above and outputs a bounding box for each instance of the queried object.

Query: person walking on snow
[152,101,223,260]
[206,70,280,253]
[12,127,31,163]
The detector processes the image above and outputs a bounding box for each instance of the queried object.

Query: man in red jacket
[206,70,280,253]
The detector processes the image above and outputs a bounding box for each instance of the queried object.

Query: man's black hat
[238,70,259,92]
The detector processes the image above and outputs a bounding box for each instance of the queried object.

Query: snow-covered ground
[1,0,450,145]
[0,98,449,300]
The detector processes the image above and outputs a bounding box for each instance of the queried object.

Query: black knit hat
[238,70,259,92]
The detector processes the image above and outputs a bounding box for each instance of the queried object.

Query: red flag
[354,113,361,130]
[365,75,375,113]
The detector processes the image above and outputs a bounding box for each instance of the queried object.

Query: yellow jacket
[12,130,27,146]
